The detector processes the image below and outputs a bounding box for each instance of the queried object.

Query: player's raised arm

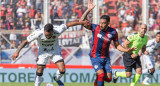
[12,40,29,60]
[80,0,95,21]
[114,41,136,53]
[79,0,95,29]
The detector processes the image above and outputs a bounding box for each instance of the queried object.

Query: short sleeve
[127,34,135,43]
[89,24,98,31]
[144,36,148,45]
[54,24,67,34]
[27,31,41,42]
[113,30,118,41]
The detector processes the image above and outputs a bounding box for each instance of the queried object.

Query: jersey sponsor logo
[94,65,98,69]
[42,44,54,47]
[108,34,112,38]
[97,34,110,41]
[43,47,54,52]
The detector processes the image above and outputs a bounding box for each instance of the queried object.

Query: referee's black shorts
[123,52,141,72]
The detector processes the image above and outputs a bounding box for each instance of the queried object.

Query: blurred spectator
[4,0,13,6]
[6,5,13,17]
[26,0,31,7]
[0,41,7,50]
[16,0,26,8]
[0,4,6,20]
[122,24,133,38]
[153,25,160,34]
[29,5,36,18]
[0,19,6,30]
[36,0,43,13]
[116,0,124,10]
[16,5,26,18]
[24,13,31,26]
[126,12,134,25]
[9,33,17,49]
[148,14,155,30]
[35,10,43,29]
[16,17,25,30]
[22,22,30,41]
[151,7,158,20]
[62,3,69,19]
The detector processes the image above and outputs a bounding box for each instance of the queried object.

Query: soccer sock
[116,71,127,77]
[94,76,98,86]
[55,70,65,81]
[97,73,104,86]
[35,76,42,86]
[142,69,149,73]
[130,73,141,86]
[143,73,153,82]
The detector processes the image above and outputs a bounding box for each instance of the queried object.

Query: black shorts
[123,52,141,72]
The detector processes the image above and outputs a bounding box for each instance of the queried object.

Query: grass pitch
[0,83,159,86]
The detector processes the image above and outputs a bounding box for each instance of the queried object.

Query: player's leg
[52,55,65,86]
[142,55,155,85]
[55,60,65,81]
[113,53,133,83]
[35,54,48,86]
[104,58,112,83]
[130,57,142,86]
[90,58,104,86]
[35,65,45,86]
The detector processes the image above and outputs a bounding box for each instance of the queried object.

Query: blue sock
[97,73,104,86]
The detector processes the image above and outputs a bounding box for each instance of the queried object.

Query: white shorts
[37,52,63,65]
[143,54,155,69]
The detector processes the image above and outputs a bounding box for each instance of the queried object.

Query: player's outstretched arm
[12,40,29,60]
[114,41,136,53]
[66,20,89,28]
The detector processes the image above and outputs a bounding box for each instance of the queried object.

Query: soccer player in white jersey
[142,32,160,85]
[12,21,88,86]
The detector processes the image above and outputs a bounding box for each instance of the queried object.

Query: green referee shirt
[127,33,148,55]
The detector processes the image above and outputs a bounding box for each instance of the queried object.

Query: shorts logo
[97,34,102,38]
[94,65,98,69]
[108,34,112,38]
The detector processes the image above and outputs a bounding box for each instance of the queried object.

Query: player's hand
[88,0,96,11]
[144,51,149,55]
[12,52,19,60]
[126,47,136,53]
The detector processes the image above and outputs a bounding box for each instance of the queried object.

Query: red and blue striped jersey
[89,24,118,58]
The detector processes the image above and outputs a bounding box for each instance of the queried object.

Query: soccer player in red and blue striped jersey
[80,0,136,86]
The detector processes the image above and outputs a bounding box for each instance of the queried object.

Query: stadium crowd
[0,0,160,64]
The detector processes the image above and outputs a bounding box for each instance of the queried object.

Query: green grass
[0,83,159,86]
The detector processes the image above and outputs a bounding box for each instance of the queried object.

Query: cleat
[113,71,118,83]
[142,81,150,85]
[54,76,64,86]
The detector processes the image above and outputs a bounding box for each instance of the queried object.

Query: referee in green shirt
[113,24,148,86]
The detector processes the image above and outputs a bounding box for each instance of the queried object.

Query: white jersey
[27,24,67,54]
[146,38,160,56]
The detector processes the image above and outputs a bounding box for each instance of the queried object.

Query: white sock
[142,69,149,73]
[35,76,42,86]
[55,70,64,81]
[143,74,153,82]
